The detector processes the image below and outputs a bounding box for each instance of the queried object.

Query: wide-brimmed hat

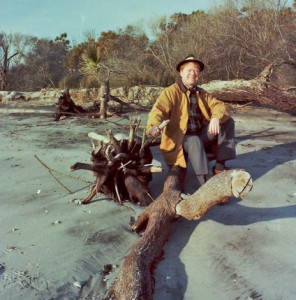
[176,54,204,72]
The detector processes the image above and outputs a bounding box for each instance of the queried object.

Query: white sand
[0,101,295,300]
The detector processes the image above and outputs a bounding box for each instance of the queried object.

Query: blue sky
[1,0,294,43]
[0,0,215,42]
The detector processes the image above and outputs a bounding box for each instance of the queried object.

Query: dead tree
[70,118,167,206]
[202,61,296,112]
[53,89,87,121]
[0,32,20,91]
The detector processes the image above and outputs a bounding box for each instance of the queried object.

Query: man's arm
[201,91,230,135]
[146,89,172,136]
[149,120,170,137]
[207,94,230,124]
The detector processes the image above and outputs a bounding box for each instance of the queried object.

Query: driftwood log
[54,89,150,120]
[202,61,296,112]
[70,118,168,206]
[79,167,252,299]
[89,94,150,119]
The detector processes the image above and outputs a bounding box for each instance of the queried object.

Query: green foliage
[81,47,101,74]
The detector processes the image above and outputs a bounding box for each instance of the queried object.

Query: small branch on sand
[34,155,92,194]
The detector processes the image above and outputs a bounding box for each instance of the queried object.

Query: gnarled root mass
[102,168,252,300]
[70,118,161,206]
[53,89,87,121]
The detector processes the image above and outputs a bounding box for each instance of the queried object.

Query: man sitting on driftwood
[147,54,236,189]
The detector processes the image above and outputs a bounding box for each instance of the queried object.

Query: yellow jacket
[146,83,230,168]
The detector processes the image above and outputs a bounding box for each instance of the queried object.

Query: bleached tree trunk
[99,80,109,119]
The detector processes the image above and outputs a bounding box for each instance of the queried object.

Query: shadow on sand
[153,136,296,299]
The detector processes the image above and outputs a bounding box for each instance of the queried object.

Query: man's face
[180,62,200,88]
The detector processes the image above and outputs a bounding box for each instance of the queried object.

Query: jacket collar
[176,77,198,94]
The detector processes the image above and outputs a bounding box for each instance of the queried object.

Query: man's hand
[149,125,161,137]
[208,118,220,135]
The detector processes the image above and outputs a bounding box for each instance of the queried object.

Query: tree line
[1,0,295,92]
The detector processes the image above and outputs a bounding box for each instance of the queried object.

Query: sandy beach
[0,99,296,300]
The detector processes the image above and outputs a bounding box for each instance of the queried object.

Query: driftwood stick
[70,162,107,172]
[49,171,73,194]
[139,165,163,173]
[106,129,121,155]
[128,116,141,151]
[140,119,170,152]
[34,155,92,184]
[107,153,128,165]
[82,173,109,204]
[34,155,76,193]
[114,175,122,203]
[141,127,146,150]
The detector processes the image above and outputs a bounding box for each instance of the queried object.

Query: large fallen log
[80,167,252,299]
[202,61,296,112]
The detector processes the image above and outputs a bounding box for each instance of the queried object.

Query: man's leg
[183,135,209,186]
[200,118,236,173]
[217,117,236,162]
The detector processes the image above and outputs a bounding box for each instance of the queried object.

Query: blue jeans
[183,118,236,176]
